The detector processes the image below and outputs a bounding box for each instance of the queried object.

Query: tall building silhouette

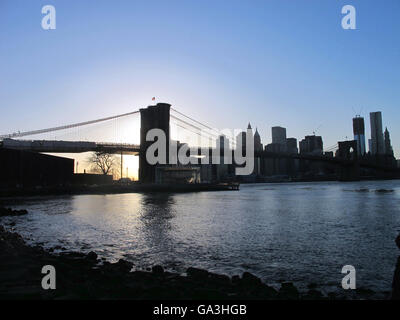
[299,135,323,155]
[384,127,394,156]
[217,135,229,151]
[236,123,253,151]
[271,126,287,147]
[264,126,288,176]
[353,116,366,156]
[254,128,262,151]
[370,111,384,155]
[286,138,298,154]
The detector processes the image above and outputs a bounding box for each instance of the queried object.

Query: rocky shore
[1,206,397,300]
[0,223,334,300]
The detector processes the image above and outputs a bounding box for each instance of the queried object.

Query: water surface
[2,181,400,297]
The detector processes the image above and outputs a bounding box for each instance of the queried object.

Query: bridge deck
[0,139,140,155]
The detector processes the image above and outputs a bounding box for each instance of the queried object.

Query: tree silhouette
[87,152,117,175]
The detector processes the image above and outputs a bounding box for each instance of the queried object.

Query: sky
[1,0,399,177]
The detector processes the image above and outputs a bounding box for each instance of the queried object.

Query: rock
[392,235,400,300]
[327,292,338,300]
[307,282,318,289]
[355,287,375,296]
[208,273,231,286]
[241,272,262,286]
[304,289,324,300]
[231,275,240,284]
[0,207,28,217]
[395,234,400,250]
[87,251,98,261]
[186,267,209,280]
[191,288,226,299]
[278,282,299,299]
[152,265,164,275]
[375,189,394,193]
[249,284,278,299]
[115,259,133,272]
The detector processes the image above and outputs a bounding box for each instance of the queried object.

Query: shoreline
[0,221,385,300]
[1,177,399,198]
[0,224,301,300]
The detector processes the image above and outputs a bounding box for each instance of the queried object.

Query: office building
[384,127,394,156]
[299,135,323,155]
[254,128,262,151]
[271,126,287,146]
[370,111,384,155]
[286,138,298,154]
[353,116,366,156]
[236,123,253,151]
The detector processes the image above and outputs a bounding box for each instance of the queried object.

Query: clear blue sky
[1,0,399,156]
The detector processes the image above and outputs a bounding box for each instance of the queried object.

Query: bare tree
[87,152,117,175]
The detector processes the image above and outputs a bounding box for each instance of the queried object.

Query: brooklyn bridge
[0,103,399,183]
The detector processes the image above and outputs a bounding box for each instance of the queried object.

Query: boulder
[186,267,209,280]
[151,265,164,275]
[241,272,262,287]
[87,251,98,261]
[0,207,28,217]
[278,282,299,299]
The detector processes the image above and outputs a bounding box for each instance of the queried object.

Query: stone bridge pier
[139,103,171,183]
[337,140,360,181]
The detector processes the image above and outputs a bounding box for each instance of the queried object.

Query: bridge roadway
[0,139,140,155]
[1,139,398,172]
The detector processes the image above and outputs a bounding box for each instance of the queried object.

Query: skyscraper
[254,128,262,151]
[217,135,229,150]
[286,138,298,154]
[271,126,287,148]
[370,111,384,155]
[384,127,394,156]
[353,116,366,156]
[236,123,253,151]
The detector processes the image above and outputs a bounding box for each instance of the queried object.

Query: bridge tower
[139,103,171,183]
[337,140,360,181]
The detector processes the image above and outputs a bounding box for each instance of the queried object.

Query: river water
[2,181,400,297]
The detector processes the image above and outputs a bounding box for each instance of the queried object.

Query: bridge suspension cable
[324,143,338,152]
[0,110,140,139]
[171,115,237,149]
[171,108,237,145]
